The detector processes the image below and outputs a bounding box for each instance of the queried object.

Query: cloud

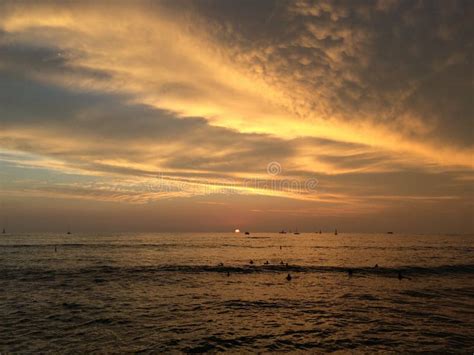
[0,0,472,232]
[180,0,473,165]
[1,1,472,169]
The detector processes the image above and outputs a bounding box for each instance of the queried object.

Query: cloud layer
[0,0,472,232]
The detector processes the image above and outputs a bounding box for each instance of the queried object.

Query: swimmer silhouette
[249,260,254,265]
[286,273,292,281]
[280,260,284,265]
[54,246,57,253]
[374,264,378,268]
[264,260,269,265]
[348,269,353,277]
[397,271,412,280]
[397,271,413,280]
[218,262,224,267]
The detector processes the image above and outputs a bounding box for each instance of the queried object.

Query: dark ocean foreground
[1,233,473,352]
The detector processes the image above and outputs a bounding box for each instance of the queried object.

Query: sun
[234,229,240,233]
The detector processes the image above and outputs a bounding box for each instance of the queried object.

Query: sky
[0,0,472,233]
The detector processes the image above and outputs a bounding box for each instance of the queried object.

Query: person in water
[348,269,353,277]
[264,260,269,265]
[54,246,57,253]
[398,271,412,280]
[249,260,254,265]
[374,264,379,269]
[286,273,292,281]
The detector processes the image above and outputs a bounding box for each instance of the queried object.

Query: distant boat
[319,230,322,234]
[2,227,5,234]
[279,230,287,234]
[334,228,338,235]
[245,231,250,235]
[293,228,300,235]
[387,231,394,234]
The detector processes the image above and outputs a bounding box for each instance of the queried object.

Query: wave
[1,263,473,281]
[2,243,471,254]
[0,243,183,248]
[0,243,271,249]
[144,263,474,276]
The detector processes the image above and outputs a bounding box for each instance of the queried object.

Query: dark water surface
[1,233,473,352]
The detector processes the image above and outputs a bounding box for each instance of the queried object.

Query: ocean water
[1,232,473,353]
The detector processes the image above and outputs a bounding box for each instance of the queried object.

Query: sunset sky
[0,0,472,232]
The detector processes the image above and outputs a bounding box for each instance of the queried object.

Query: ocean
[1,232,473,352]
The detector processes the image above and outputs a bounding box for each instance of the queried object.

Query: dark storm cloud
[177,0,473,148]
